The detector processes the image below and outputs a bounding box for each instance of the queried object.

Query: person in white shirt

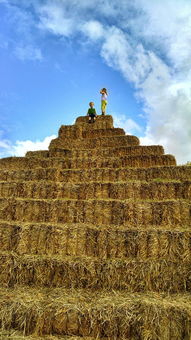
[100,88,108,115]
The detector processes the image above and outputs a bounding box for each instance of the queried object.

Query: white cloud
[132,0,191,69]
[113,113,142,135]
[39,2,76,37]
[139,79,191,164]
[0,135,56,158]
[101,29,152,86]
[81,20,104,41]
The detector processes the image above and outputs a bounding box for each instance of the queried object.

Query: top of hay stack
[57,115,118,138]
[75,114,114,128]
[48,114,141,150]
[59,115,115,136]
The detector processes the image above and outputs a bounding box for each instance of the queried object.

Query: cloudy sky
[0,0,191,164]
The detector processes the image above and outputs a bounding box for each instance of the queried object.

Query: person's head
[100,88,108,95]
[89,101,94,108]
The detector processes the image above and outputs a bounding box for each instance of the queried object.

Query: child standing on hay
[100,88,108,115]
[87,102,97,123]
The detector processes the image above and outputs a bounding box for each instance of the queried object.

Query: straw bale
[25,151,49,158]
[27,145,164,160]
[59,154,175,169]
[49,134,140,150]
[55,154,176,170]
[0,223,21,252]
[0,168,58,182]
[74,115,115,131]
[75,114,114,128]
[57,165,191,183]
[1,180,190,200]
[77,155,176,169]
[0,330,93,339]
[58,125,125,140]
[70,155,176,169]
[82,127,125,138]
[0,158,51,171]
[0,288,191,338]
[0,154,176,171]
[0,198,190,227]
[58,125,82,139]
[0,165,189,184]
[0,252,190,293]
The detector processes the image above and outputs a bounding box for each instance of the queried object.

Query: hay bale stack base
[0,115,190,339]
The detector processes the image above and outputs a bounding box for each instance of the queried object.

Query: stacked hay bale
[0,115,190,339]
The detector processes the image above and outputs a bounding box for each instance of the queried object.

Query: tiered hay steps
[0,180,190,199]
[0,115,190,339]
[26,145,165,158]
[1,222,190,258]
[0,165,191,182]
[0,154,176,170]
[0,252,190,292]
[0,198,190,226]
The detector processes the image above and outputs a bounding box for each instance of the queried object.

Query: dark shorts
[89,114,96,118]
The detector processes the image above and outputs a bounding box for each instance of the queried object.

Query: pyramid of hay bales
[0,114,191,340]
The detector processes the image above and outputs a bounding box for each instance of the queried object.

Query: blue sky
[0,0,191,163]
